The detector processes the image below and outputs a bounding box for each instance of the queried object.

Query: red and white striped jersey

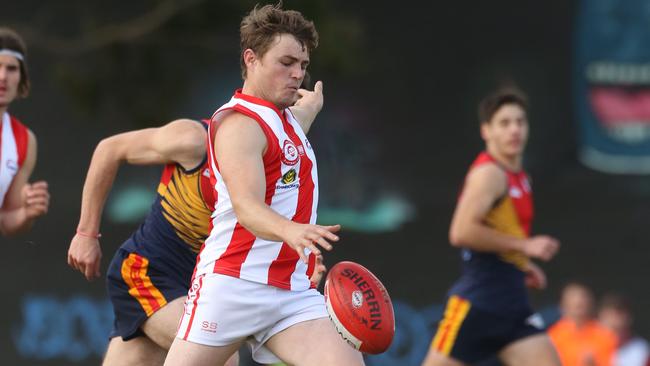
[0,112,28,207]
[196,90,319,291]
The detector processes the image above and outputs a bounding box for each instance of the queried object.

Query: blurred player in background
[67,83,324,364]
[422,87,561,366]
[0,28,49,236]
[165,4,364,366]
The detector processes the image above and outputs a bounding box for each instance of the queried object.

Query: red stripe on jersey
[159,164,174,186]
[234,89,284,120]
[209,104,283,277]
[9,116,28,168]
[306,254,316,288]
[508,173,533,235]
[199,168,215,210]
[468,151,533,236]
[182,274,204,341]
[266,113,316,288]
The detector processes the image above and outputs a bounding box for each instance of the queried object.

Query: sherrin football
[324,261,395,354]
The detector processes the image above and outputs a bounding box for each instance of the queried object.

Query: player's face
[0,55,21,107]
[254,34,309,109]
[482,103,529,158]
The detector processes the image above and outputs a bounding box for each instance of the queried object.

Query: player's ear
[480,121,490,141]
[243,49,257,72]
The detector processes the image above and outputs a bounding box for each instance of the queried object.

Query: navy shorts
[106,239,195,341]
[430,295,543,364]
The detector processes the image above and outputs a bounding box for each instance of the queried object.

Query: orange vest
[548,318,618,366]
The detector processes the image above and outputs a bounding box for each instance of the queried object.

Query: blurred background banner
[3,0,650,365]
[575,0,650,173]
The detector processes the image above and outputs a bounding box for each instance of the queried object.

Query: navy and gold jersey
[107,120,215,341]
[448,152,534,314]
[124,156,215,257]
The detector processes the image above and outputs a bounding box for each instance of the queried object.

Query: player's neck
[242,82,272,105]
[487,148,522,171]
[241,81,288,110]
[0,105,7,116]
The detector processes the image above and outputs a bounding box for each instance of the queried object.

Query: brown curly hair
[239,3,318,79]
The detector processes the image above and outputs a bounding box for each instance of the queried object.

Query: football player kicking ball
[421,87,561,366]
[164,4,364,366]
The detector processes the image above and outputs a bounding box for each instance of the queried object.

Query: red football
[324,261,395,354]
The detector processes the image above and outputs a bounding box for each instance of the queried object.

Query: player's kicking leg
[264,318,365,366]
[164,338,243,366]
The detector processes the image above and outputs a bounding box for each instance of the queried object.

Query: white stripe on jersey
[0,113,19,207]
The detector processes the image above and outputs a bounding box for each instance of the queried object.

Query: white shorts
[177,273,328,364]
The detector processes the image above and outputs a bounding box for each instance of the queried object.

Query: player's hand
[522,235,559,261]
[524,261,547,289]
[309,255,327,287]
[21,181,49,219]
[68,234,102,281]
[294,80,323,114]
[283,222,340,263]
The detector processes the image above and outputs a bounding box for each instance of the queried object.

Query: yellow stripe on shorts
[431,295,472,356]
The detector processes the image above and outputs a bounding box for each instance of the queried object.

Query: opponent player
[67,86,324,364]
[422,87,561,366]
[0,28,49,236]
[164,4,365,366]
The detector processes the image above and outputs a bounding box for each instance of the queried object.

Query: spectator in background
[548,282,618,366]
[598,293,649,366]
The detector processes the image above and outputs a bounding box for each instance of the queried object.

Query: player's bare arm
[449,163,559,261]
[68,119,206,281]
[289,80,323,133]
[215,113,339,263]
[0,130,49,236]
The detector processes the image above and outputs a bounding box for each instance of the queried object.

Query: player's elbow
[449,225,468,248]
[95,136,122,160]
[231,199,255,230]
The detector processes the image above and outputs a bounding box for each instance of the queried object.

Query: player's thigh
[265,317,364,366]
[103,336,166,366]
[141,297,185,350]
[421,347,469,366]
[499,333,560,366]
[164,337,242,366]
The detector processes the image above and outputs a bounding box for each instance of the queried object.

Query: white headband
[0,49,24,61]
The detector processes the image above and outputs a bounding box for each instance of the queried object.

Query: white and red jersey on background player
[0,112,28,207]
[195,90,319,291]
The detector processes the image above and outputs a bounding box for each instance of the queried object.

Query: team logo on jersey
[202,168,210,178]
[282,140,299,166]
[6,159,17,172]
[281,169,297,184]
[509,187,523,198]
